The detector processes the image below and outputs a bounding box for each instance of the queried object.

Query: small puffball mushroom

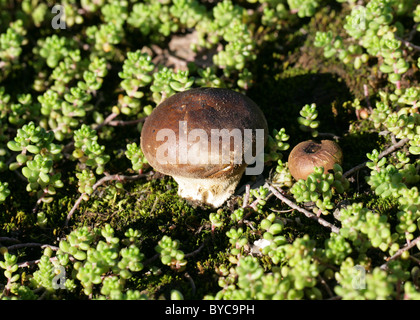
[288,140,343,180]
[140,87,268,208]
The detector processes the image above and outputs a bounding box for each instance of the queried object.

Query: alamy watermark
[51,4,66,30]
[155,121,265,175]
[52,265,66,289]
[352,5,367,31]
[352,265,366,290]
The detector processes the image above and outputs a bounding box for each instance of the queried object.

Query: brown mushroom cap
[140,87,268,207]
[288,140,343,180]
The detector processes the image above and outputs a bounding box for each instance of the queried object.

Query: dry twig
[267,183,340,234]
[380,236,420,270]
[343,138,409,178]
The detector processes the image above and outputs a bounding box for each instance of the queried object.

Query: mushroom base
[172,169,246,208]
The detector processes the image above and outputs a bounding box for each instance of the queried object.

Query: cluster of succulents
[290,164,350,215]
[315,0,411,88]
[125,142,148,173]
[298,103,320,137]
[271,160,294,188]
[209,235,322,300]
[0,181,10,203]
[364,150,420,243]
[37,55,108,141]
[72,124,110,175]
[6,122,63,203]
[150,68,195,104]
[258,213,288,264]
[368,87,420,158]
[155,236,187,271]
[117,51,154,116]
[0,224,151,299]
[0,20,27,81]
[338,202,394,252]
[264,128,290,163]
[0,0,420,301]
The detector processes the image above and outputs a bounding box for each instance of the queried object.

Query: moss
[134,271,178,299]
[366,195,401,227]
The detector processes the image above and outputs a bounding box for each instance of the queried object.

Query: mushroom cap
[288,140,343,180]
[141,87,268,180]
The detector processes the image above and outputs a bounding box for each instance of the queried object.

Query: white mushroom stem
[171,167,246,208]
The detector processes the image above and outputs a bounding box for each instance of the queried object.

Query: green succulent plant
[0,0,420,302]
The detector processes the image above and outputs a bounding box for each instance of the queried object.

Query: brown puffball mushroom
[140,87,268,208]
[288,140,343,180]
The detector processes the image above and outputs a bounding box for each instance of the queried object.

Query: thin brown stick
[93,112,118,131]
[7,243,59,251]
[395,35,420,52]
[242,184,250,208]
[107,118,146,127]
[380,236,420,270]
[17,254,76,268]
[65,194,85,227]
[318,274,334,298]
[317,132,341,140]
[142,253,160,267]
[184,272,196,296]
[0,237,20,244]
[343,138,409,178]
[363,84,372,111]
[267,184,340,234]
[184,239,208,258]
